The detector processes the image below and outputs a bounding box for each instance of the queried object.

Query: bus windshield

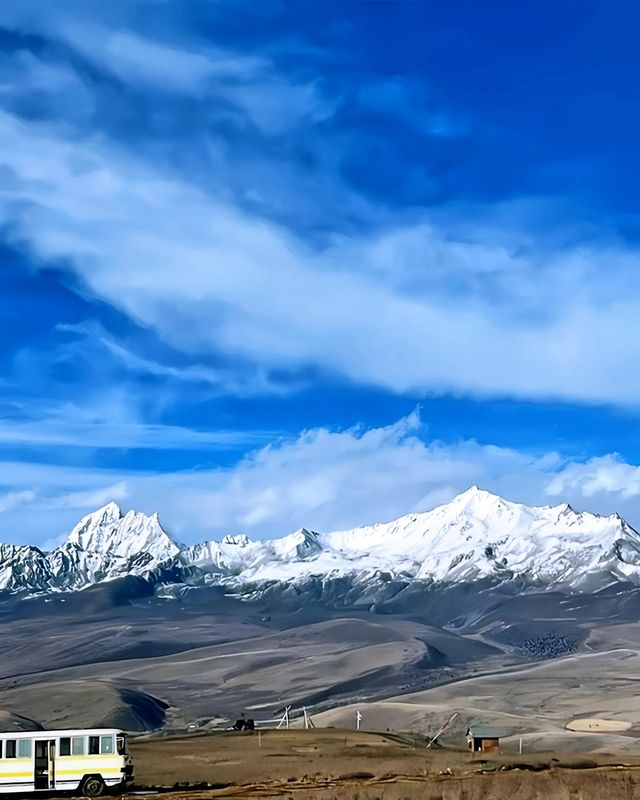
[116,735,127,756]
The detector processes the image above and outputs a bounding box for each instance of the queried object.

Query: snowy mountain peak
[319,489,640,588]
[64,502,180,562]
[270,528,322,561]
[456,484,493,500]
[64,502,122,550]
[449,485,513,511]
[3,488,640,597]
[221,535,250,547]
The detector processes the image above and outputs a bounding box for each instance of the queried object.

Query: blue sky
[2,0,640,545]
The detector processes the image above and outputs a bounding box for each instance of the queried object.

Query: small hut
[466,725,505,754]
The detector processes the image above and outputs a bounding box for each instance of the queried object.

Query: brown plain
[128,729,640,800]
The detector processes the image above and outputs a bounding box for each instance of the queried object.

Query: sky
[2,0,640,546]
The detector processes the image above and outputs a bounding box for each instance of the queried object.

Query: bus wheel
[81,776,106,797]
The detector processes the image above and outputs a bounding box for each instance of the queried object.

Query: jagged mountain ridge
[0,504,179,594]
[2,487,640,597]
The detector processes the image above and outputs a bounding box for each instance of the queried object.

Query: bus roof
[0,729,127,739]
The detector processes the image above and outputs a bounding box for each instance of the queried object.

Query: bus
[0,728,133,796]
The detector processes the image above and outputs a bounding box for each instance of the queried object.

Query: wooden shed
[466,725,505,754]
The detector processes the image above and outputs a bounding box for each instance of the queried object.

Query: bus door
[34,740,55,790]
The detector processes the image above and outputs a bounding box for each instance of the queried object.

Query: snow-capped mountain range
[2,486,640,597]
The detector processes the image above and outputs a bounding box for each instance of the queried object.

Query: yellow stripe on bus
[51,756,119,761]
[0,769,123,778]
[56,770,123,776]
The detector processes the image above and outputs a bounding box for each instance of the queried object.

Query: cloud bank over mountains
[1,411,639,547]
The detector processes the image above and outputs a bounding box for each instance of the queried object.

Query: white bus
[0,728,133,796]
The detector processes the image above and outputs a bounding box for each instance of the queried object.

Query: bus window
[17,740,31,758]
[100,736,114,754]
[116,735,127,756]
[72,737,85,756]
[0,741,3,758]
[5,741,16,759]
[59,738,71,756]
[88,736,100,755]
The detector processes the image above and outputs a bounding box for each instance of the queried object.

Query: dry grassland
[128,728,640,799]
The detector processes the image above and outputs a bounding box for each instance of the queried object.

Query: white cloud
[0,10,333,135]
[546,455,640,501]
[3,411,640,548]
[167,411,557,538]
[1,107,640,406]
[72,26,333,136]
[0,398,272,452]
[50,481,129,510]
[0,489,37,514]
[55,320,297,397]
[1,14,637,407]
[78,30,248,91]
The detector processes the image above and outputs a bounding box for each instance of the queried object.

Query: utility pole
[303,707,315,730]
[276,705,291,730]
[426,712,458,749]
